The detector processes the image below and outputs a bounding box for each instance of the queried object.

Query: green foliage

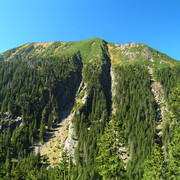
[71,41,110,179]
[167,125,180,179]
[0,38,179,179]
[97,115,127,179]
[142,84,180,179]
[166,84,180,179]
[113,65,156,179]
[0,51,83,175]
[154,65,180,100]
[169,83,180,121]
[142,144,165,179]
[39,117,45,144]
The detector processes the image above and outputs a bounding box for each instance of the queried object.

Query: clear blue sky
[0,0,179,60]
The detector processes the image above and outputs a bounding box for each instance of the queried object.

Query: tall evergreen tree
[39,118,45,144]
[97,115,127,179]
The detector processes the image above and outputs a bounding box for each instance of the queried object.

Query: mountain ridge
[0,37,179,179]
[0,38,178,67]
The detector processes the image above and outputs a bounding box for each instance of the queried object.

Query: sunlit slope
[108,42,178,67]
[0,38,107,64]
[1,38,179,67]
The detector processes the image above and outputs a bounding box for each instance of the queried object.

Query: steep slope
[0,38,112,170]
[106,42,179,179]
[0,38,179,179]
[0,38,106,64]
[108,42,177,67]
[148,67,168,143]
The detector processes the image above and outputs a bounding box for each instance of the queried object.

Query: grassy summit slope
[1,38,179,67]
[0,38,107,64]
[108,42,178,68]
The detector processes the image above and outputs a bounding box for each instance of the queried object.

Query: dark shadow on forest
[29,55,83,155]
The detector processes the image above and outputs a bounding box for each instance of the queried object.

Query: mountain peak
[0,38,178,67]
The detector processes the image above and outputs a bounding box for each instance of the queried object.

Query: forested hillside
[0,38,179,179]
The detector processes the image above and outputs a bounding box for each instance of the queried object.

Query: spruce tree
[97,115,126,179]
[39,118,45,144]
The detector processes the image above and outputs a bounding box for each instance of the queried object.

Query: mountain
[0,38,178,66]
[0,38,179,179]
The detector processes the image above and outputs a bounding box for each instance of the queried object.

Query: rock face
[64,113,78,163]
[110,64,117,114]
[148,67,168,142]
[31,106,78,166]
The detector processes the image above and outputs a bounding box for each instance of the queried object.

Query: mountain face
[0,38,179,179]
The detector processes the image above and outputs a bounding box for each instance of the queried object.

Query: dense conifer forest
[0,38,179,179]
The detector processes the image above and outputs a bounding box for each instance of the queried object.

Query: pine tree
[5,148,11,178]
[142,144,164,179]
[165,84,180,179]
[48,113,53,129]
[39,118,45,144]
[166,125,180,179]
[97,115,126,179]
